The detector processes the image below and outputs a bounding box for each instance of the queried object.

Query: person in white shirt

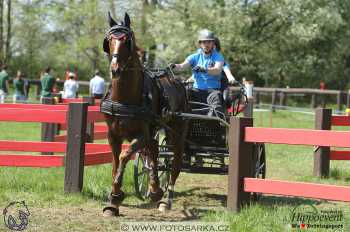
[63,72,79,98]
[89,70,105,99]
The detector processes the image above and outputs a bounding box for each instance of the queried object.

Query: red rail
[330,150,350,160]
[61,98,84,103]
[93,131,108,140]
[0,154,64,167]
[245,127,350,148]
[244,178,350,202]
[0,142,130,167]
[85,152,112,166]
[60,98,101,105]
[0,108,67,123]
[87,110,105,122]
[0,103,68,110]
[0,141,66,153]
[0,140,130,153]
[331,115,350,126]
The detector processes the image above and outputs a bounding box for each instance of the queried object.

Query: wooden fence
[228,116,350,212]
[249,87,350,112]
[314,108,350,177]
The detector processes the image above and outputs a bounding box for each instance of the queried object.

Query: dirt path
[5,173,228,231]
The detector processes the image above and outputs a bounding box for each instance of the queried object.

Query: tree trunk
[0,0,4,62]
[5,0,10,62]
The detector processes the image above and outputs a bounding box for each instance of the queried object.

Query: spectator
[13,70,27,103]
[24,78,30,100]
[89,70,105,99]
[40,67,56,99]
[0,64,9,103]
[320,80,326,90]
[63,72,79,99]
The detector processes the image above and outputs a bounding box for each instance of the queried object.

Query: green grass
[203,110,350,231]
[1,110,350,231]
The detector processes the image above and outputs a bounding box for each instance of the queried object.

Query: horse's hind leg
[159,120,188,212]
[146,138,164,202]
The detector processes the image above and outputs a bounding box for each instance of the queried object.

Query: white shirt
[63,79,79,98]
[89,75,105,95]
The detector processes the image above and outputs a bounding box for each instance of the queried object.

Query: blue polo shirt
[186,49,224,90]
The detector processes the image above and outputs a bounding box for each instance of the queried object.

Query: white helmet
[197,29,215,42]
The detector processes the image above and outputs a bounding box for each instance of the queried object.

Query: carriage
[101,13,265,215]
[133,69,266,200]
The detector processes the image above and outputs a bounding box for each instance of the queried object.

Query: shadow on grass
[254,195,322,208]
[81,189,109,202]
[330,168,350,181]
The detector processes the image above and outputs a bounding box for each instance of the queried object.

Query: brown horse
[101,12,188,217]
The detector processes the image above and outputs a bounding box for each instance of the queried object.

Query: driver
[170,29,225,117]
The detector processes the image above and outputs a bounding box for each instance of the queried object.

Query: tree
[0,0,3,61]
[6,0,11,62]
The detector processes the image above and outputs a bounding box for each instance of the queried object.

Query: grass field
[0,110,349,231]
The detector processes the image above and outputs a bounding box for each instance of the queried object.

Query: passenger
[213,37,237,107]
[213,37,236,85]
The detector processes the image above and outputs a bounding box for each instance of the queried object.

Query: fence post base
[82,96,95,143]
[314,108,331,177]
[64,103,88,193]
[41,97,56,155]
[227,117,254,212]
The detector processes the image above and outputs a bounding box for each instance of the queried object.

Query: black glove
[168,63,176,69]
[192,66,207,73]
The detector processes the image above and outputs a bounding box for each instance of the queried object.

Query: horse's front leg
[103,128,122,217]
[104,135,146,217]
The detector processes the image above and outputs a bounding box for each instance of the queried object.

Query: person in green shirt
[40,67,56,99]
[13,70,26,103]
[0,64,9,103]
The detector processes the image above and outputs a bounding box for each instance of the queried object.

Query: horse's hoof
[102,206,119,217]
[158,201,170,212]
[149,189,164,203]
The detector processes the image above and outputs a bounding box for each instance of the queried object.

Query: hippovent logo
[3,201,30,231]
[289,204,344,231]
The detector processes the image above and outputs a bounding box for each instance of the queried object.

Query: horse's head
[103,12,138,79]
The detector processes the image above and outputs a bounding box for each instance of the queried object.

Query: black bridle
[103,25,139,74]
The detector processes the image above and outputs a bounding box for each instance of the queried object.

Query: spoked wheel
[251,143,266,201]
[134,151,151,200]
[133,139,171,200]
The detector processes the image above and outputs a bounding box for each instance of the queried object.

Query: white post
[244,81,254,99]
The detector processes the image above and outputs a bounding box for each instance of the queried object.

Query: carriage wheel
[251,143,266,201]
[134,151,150,200]
[133,144,171,200]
